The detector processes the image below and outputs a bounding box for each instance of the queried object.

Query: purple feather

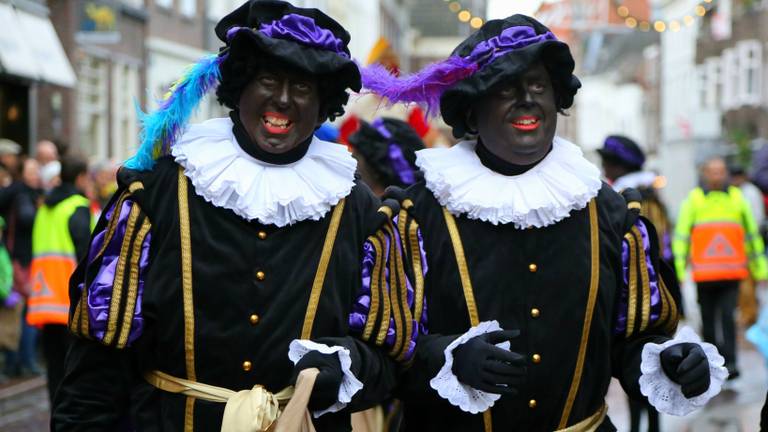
[360,56,478,117]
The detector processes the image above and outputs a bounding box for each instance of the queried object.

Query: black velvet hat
[215,0,361,100]
[598,135,646,169]
[440,15,581,138]
[348,118,425,188]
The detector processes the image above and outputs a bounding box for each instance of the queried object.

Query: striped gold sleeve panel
[615,218,679,338]
[350,201,427,363]
[70,183,153,349]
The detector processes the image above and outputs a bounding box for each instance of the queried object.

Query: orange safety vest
[27,194,91,327]
[690,221,749,282]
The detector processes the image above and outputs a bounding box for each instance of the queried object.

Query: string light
[613,0,715,32]
[442,0,484,29]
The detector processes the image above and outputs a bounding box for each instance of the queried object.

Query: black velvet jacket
[397,177,679,432]
[53,156,403,432]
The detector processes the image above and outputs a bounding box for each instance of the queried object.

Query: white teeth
[264,116,290,127]
[514,119,538,125]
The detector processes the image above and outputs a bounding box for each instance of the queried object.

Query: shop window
[704,57,721,109]
[737,39,762,106]
[155,0,172,10]
[720,48,739,110]
[179,0,196,17]
[78,56,109,159]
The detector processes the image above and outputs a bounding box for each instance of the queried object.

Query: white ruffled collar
[171,117,357,227]
[415,137,602,228]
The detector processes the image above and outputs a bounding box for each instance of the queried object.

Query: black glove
[452,330,526,396]
[660,342,711,398]
[292,350,343,411]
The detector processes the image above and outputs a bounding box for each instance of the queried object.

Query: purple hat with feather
[361,15,580,138]
[215,0,361,105]
[125,0,360,171]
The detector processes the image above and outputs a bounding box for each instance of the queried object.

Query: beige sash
[146,368,319,432]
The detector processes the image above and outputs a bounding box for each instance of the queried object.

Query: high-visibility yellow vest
[27,194,91,326]
[674,186,768,282]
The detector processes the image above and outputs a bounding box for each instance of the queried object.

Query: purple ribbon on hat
[226,13,348,57]
[466,25,557,69]
[604,137,645,167]
[360,25,558,115]
[372,119,417,185]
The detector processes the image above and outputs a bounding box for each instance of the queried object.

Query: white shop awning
[0,4,77,88]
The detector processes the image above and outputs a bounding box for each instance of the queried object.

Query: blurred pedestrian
[27,154,92,402]
[0,139,23,220]
[730,164,765,228]
[35,140,59,168]
[599,135,681,432]
[0,215,19,384]
[674,156,768,379]
[348,117,424,196]
[0,138,22,181]
[4,158,44,378]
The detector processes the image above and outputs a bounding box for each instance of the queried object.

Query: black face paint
[238,62,323,154]
[472,62,558,166]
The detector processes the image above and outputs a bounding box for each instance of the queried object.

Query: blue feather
[125,54,224,171]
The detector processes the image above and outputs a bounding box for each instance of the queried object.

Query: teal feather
[125,53,224,171]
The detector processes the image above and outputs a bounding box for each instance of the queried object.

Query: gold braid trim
[116,218,152,348]
[558,200,600,429]
[375,231,392,346]
[633,226,652,333]
[394,210,414,361]
[408,216,425,338]
[177,168,196,432]
[625,230,639,338]
[103,205,141,346]
[362,235,384,342]
[382,221,404,357]
[300,199,346,339]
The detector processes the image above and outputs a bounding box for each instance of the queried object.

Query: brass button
[531,308,541,318]
[242,361,252,372]
[528,399,537,409]
[256,271,266,281]
[249,314,260,325]
[528,263,538,273]
[532,354,541,364]
[258,231,267,240]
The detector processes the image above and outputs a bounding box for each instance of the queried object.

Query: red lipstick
[262,111,293,135]
[511,115,540,132]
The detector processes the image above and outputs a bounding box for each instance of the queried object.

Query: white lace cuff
[429,320,511,414]
[288,339,364,418]
[639,326,729,416]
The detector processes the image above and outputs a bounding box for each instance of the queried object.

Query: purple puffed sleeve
[350,215,428,362]
[75,198,151,346]
[614,219,663,336]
